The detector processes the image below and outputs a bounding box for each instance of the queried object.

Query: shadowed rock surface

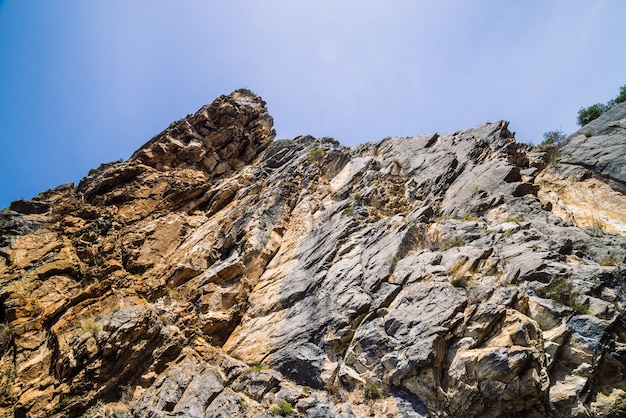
[1,91,625,417]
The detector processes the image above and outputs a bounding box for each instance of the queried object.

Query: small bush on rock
[83,321,101,336]
[540,130,566,147]
[307,146,325,164]
[576,84,626,126]
[442,235,466,250]
[608,84,626,106]
[536,277,588,314]
[451,276,469,288]
[577,103,609,126]
[584,212,606,237]
[363,383,381,400]
[270,399,293,416]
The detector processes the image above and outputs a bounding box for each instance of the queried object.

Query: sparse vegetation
[83,321,101,336]
[502,228,518,238]
[584,212,606,237]
[542,145,560,168]
[417,225,446,251]
[461,213,480,222]
[540,130,566,147]
[536,277,588,314]
[416,225,467,252]
[612,84,626,105]
[570,302,590,315]
[599,256,617,266]
[537,277,569,303]
[270,399,294,416]
[307,146,326,164]
[362,382,381,400]
[450,276,469,288]
[441,235,466,250]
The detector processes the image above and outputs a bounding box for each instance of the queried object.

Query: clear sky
[1,1,625,208]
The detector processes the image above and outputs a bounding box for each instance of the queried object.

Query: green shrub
[577,103,609,126]
[608,84,626,106]
[450,277,469,288]
[570,302,590,315]
[442,235,466,250]
[536,277,588,314]
[576,85,626,126]
[537,277,570,305]
[270,399,294,416]
[307,146,325,164]
[83,321,101,336]
[363,383,381,400]
[461,213,480,221]
[540,130,566,146]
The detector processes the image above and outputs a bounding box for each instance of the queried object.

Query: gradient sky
[1,1,625,208]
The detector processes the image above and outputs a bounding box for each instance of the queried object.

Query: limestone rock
[1,90,625,417]
[560,102,626,187]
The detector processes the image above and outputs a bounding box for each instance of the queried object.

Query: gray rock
[203,390,245,418]
[560,101,626,188]
[230,368,282,401]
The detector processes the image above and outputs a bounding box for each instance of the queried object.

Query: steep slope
[0,91,625,418]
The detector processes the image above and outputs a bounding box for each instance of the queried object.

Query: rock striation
[1,90,625,417]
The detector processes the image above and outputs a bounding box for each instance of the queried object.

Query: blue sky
[1,1,625,208]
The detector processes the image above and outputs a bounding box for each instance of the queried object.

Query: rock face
[1,91,625,418]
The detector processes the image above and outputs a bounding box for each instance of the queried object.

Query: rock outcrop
[1,90,625,417]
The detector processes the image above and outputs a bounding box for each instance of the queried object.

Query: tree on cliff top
[577,84,626,126]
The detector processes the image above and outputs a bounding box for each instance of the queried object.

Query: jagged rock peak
[75,90,275,204]
[130,89,275,173]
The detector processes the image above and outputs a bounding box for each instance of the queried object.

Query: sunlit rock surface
[1,91,625,417]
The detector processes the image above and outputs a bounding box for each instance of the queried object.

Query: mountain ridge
[1,90,625,417]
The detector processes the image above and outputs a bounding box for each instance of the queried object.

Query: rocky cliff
[1,90,625,418]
